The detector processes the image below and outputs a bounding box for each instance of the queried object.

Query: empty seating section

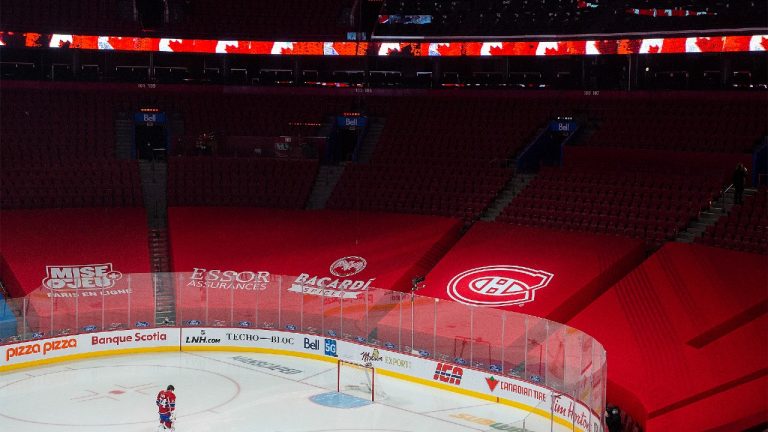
[500,167,719,244]
[1,83,764,250]
[2,162,142,208]
[173,0,349,39]
[494,94,764,248]
[168,207,462,290]
[0,0,134,35]
[586,98,767,153]
[1,86,114,162]
[330,164,507,218]
[0,84,143,209]
[0,83,346,210]
[328,97,543,219]
[0,0,351,39]
[169,92,338,155]
[168,157,317,208]
[166,92,336,207]
[697,187,768,254]
[0,208,152,296]
[498,147,732,245]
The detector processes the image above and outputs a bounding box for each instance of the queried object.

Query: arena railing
[0,271,606,429]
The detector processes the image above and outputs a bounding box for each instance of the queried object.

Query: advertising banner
[85,328,180,354]
[1,328,178,370]
[180,328,331,360]
[3,327,602,431]
[133,112,167,124]
[333,336,600,431]
[0,209,151,296]
[168,208,461,294]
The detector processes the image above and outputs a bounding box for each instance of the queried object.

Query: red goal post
[337,359,376,402]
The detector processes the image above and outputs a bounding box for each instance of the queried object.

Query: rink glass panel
[0,272,607,418]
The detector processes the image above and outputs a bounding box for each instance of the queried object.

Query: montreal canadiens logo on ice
[446,265,554,307]
[43,264,123,289]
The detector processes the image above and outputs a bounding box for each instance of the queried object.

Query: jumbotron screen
[1,31,765,56]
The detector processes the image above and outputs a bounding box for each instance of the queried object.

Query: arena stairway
[114,112,133,160]
[480,173,536,221]
[676,187,758,243]
[139,160,176,325]
[305,165,346,210]
[356,117,385,163]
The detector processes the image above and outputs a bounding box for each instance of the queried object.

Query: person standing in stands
[605,405,622,432]
[733,163,748,205]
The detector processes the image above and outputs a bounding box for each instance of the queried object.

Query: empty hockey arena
[2,1,767,430]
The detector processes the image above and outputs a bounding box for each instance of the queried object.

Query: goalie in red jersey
[156,384,176,431]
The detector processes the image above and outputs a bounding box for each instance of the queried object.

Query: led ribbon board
[1,31,765,56]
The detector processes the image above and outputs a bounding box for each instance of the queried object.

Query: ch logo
[447,265,553,307]
[469,277,526,295]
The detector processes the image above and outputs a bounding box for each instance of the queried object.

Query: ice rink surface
[0,352,572,432]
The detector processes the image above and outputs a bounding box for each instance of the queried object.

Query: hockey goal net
[337,359,386,401]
